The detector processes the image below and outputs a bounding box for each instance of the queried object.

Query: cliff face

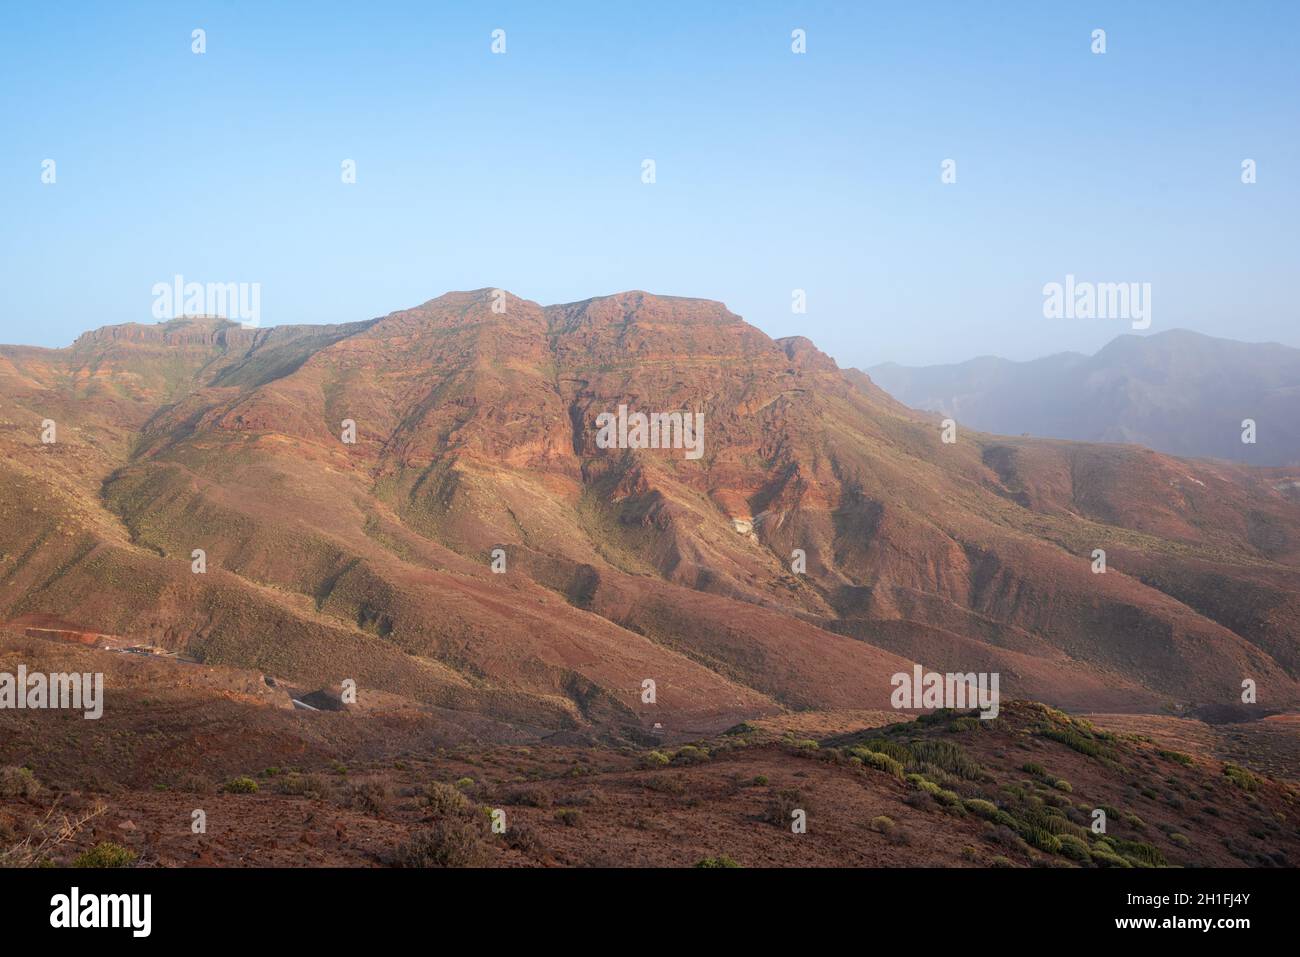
[1,289,1297,740]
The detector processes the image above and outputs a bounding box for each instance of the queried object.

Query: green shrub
[963,798,1001,820]
[857,737,913,764]
[1113,839,1166,867]
[554,808,582,827]
[72,843,136,868]
[225,776,258,794]
[1016,825,1062,854]
[850,748,904,780]
[1169,832,1191,848]
[670,745,710,766]
[1159,749,1194,766]
[908,740,984,780]
[0,766,40,798]
[640,750,670,768]
[695,855,741,867]
[1223,764,1260,791]
[1021,762,1046,777]
[1038,726,1111,759]
[907,774,941,795]
[1058,834,1092,862]
[425,782,472,816]
[1092,847,1134,868]
[870,815,895,833]
[275,772,328,798]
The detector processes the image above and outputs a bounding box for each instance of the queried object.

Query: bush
[643,774,686,796]
[1091,848,1133,868]
[933,788,962,808]
[908,740,984,780]
[425,782,472,816]
[275,773,328,798]
[639,750,670,768]
[1038,726,1111,759]
[506,785,551,808]
[1169,832,1191,848]
[1052,779,1072,793]
[1058,834,1092,863]
[670,745,710,766]
[503,822,544,857]
[1021,762,1046,777]
[554,808,582,827]
[396,820,488,868]
[1016,825,1062,854]
[764,788,806,827]
[1223,764,1260,791]
[344,779,391,815]
[1113,839,1166,867]
[963,798,1001,821]
[870,815,896,833]
[72,842,136,868]
[0,767,40,799]
[225,777,259,794]
[907,773,940,795]
[1159,749,1194,766]
[857,738,914,763]
[694,855,741,868]
[850,748,904,780]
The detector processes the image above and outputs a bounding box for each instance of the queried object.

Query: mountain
[2,293,1299,746]
[868,329,1300,466]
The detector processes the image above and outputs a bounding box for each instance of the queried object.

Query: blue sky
[2,1,1296,367]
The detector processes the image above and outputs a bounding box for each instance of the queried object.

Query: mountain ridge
[868,329,1300,466]
[1,292,1298,745]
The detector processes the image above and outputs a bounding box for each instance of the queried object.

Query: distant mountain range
[868,330,1300,467]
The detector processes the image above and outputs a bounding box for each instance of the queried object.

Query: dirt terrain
[2,634,1295,868]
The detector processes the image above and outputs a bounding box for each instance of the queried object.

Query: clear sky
[2,1,1296,367]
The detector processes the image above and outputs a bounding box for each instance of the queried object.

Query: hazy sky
[2,1,1296,367]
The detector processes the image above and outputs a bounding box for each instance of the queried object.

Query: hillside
[1,293,1299,745]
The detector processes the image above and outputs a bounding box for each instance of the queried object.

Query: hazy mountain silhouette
[869,330,1300,466]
